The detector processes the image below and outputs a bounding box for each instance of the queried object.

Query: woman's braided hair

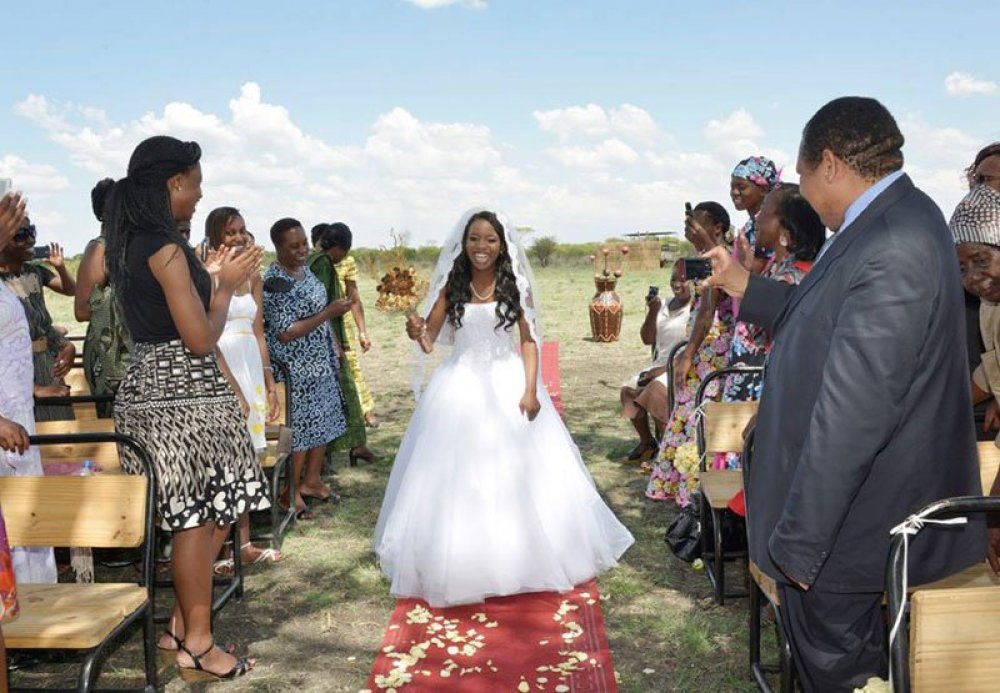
[105,135,202,298]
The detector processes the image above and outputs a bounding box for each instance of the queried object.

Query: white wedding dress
[374,302,635,607]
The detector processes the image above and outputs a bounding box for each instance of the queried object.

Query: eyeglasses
[13,224,36,242]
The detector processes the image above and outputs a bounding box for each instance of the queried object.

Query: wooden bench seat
[700,469,742,509]
[0,449,156,691]
[35,418,122,474]
[5,583,148,650]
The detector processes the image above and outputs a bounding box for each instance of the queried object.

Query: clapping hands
[214,245,264,292]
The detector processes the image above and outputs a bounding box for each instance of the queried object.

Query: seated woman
[0,216,76,421]
[263,218,349,518]
[76,179,132,417]
[620,263,691,462]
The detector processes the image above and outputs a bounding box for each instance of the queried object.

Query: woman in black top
[106,136,266,681]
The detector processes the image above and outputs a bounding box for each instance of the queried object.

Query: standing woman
[332,225,379,428]
[308,223,376,464]
[0,191,57,585]
[75,178,132,417]
[0,216,76,421]
[106,136,266,680]
[645,202,734,506]
[205,206,283,567]
[263,218,348,518]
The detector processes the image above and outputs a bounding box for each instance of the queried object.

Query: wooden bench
[694,368,760,605]
[258,377,296,551]
[35,418,121,474]
[5,432,157,692]
[747,440,1000,693]
[887,442,1000,692]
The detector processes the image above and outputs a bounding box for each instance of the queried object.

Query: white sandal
[240,542,284,565]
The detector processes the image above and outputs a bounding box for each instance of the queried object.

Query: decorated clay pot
[589,276,622,342]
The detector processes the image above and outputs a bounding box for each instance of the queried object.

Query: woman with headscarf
[950,183,1000,572]
[721,156,781,406]
[106,135,266,680]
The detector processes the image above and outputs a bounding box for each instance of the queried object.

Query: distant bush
[531,236,558,268]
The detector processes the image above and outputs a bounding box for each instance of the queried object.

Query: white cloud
[403,0,486,9]
[533,103,664,146]
[534,104,610,141]
[703,108,790,172]
[15,82,533,250]
[0,155,70,196]
[944,71,997,97]
[547,139,640,170]
[899,114,983,217]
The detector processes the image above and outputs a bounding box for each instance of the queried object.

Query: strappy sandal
[157,630,235,661]
[241,542,284,565]
[178,641,254,682]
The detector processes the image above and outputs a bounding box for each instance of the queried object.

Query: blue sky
[4,1,999,252]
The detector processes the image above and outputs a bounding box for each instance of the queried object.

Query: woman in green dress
[308,223,376,464]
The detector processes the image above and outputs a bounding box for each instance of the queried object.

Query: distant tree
[531,235,558,268]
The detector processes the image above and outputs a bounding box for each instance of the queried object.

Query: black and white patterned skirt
[114,339,271,531]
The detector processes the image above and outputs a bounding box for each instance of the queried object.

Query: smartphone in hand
[677,257,711,282]
[32,245,50,261]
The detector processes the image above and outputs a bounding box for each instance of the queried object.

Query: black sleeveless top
[123,231,210,343]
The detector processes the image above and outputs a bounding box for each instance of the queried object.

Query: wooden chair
[743,428,797,693]
[694,366,761,604]
[35,418,121,474]
[5,431,157,692]
[886,442,1000,692]
[257,358,296,551]
[887,495,1000,692]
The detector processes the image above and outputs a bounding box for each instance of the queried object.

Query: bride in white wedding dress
[373,209,634,608]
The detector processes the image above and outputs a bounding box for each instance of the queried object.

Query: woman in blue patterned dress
[263,218,349,518]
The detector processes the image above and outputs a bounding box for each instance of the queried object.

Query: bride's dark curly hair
[445,210,522,332]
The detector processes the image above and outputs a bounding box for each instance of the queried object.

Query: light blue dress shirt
[813,170,905,264]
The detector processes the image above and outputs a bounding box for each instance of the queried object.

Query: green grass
[31,261,771,692]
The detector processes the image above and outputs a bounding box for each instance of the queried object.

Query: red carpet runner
[541,341,564,418]
[363,581,617,692]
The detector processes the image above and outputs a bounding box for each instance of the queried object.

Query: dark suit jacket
[741,174,985,593]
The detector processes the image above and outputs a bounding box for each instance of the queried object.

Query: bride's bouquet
[375,266,427,313]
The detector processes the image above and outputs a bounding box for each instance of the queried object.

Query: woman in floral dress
[645,202,735,506]
[263,218,349,518]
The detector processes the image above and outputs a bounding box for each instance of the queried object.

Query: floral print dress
[262,263,347,452]
[644,288,736,506]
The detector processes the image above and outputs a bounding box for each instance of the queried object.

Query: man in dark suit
[706,97,985,691]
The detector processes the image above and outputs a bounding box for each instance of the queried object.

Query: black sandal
[178,641,254,682]
[158,630,236,659]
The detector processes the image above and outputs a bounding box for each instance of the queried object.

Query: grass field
[33,260,764,692]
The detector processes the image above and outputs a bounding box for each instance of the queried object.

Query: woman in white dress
[206,207,283,569]
[0,191,57,584]
[374,209,634,608]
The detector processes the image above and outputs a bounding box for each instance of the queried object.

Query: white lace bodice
[448,302,520,369]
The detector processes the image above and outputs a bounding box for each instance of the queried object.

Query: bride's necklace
[470,279,496,302]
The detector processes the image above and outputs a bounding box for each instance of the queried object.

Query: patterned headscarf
[731,156,781,191]
[950,184,1000,247]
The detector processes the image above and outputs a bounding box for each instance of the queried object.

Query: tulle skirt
[374,351,634,607]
